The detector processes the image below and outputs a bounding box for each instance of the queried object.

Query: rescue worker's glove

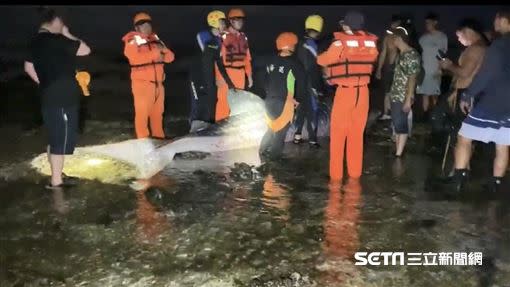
[76,71,91,96]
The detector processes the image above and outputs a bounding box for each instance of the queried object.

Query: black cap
[457,18,484,35]
[340,11,365,30]
[391,14,403,23]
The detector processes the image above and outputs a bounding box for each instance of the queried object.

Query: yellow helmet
[305,15,324,33]
[207,10,226,29]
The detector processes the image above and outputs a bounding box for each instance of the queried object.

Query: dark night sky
[0,5,503,58]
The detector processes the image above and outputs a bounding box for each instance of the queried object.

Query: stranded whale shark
[73,90,331,178]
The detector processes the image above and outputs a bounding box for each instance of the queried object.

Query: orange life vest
[221,28,250,69]
[122,31,174,82]
[324,31,379,86]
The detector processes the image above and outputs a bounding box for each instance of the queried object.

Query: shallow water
[1,121,509,287]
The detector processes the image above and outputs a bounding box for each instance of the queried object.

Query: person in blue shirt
[293,15,326,148]
[451,9,510,193]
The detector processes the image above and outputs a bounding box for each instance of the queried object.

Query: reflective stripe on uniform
[364,40,376,47]
[303,43,317,57]
[197,33,205,51]
[346,40,359,47]
[62,109,68,154]
[134,35,148,45]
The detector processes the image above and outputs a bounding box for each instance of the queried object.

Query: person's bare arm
[405,74,417,102]
[24,61,39,84]
[403,74,417,112]
[376,36,388,76]
[62,26,91,56]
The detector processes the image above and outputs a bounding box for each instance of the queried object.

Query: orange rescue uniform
[122,31,175,139]
[215,27,253,122]
[317,31,378,181]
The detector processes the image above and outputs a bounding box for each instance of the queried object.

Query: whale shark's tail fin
[78,138,166,177]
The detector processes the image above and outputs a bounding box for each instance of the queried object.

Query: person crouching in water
[122,12,175,139]
[259,32,306,159]
[387,26,421,157]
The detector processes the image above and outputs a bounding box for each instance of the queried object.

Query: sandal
[62,173,79,186]
[45,182,65,190]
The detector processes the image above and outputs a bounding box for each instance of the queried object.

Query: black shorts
[42,106,79,155]
[391,101,410,134]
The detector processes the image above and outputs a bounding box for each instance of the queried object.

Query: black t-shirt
[263,55,306,118]
[28,32,81,108]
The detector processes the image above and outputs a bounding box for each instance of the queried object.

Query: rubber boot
[309,141,321,149]
[452,169,469,193]
[489,177,503,193]
[293,134,303,144]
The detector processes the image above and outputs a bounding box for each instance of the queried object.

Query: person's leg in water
[422,94,430,114]
[269,123,291,158]
[451,134,473,191]
[345,86,369,179]
[293,101,306,144]
[493,144,509,190]
[378,63,394,120]
[379,77,392,120]
[422,94,439,118]
[330,87,351,182]
[259,129,274,157]
[308,94,319,147]
[396,135,408,157]
[44,106,79,187]
[391,101,409,157]
[379,93,392,120]
[46,145,63,186]
[49,153,65,187]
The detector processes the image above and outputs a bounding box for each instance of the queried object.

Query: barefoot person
[375,15,402,121]
[417,13,448,117]
[388,26,421,157]
[24,7,91,189]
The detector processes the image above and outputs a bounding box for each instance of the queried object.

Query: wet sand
[1,113,509,286]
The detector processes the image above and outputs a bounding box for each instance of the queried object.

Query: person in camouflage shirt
[388,26,421,157]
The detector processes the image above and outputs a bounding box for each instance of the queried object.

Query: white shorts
[459,122,510,145]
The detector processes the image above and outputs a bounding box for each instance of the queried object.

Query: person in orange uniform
[215,8,253,122]
[122,12,175,139]
[317,11,379,182]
